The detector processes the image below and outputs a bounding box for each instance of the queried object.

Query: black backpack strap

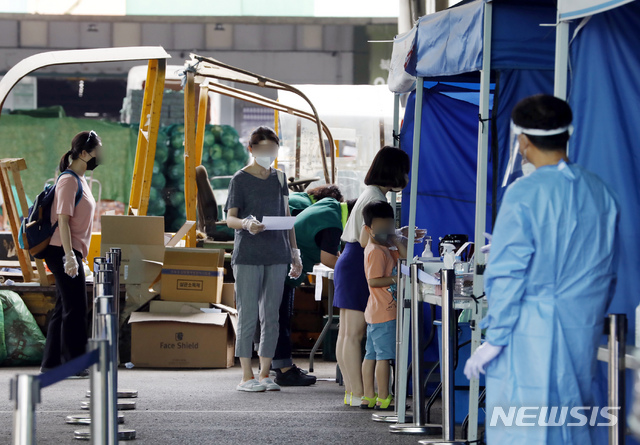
[58,170,83,206]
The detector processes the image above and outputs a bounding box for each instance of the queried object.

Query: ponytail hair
[59,130,102,172]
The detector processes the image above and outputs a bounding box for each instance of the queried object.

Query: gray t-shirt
[224,168,292,266]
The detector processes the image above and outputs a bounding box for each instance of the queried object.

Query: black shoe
[274,365,317,386]
[67,369,90,379]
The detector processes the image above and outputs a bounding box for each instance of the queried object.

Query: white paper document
[262,216,296,230]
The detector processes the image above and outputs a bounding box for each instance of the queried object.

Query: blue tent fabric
[569,4,640,443]
[406,1,557,78]
[406,2,484,78]
[400,1,558,244]
[494,69,555,202]
[400,83,494,251]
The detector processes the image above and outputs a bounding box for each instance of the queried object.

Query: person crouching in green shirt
[288,184,344,216]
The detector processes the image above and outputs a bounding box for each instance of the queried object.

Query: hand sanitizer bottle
[442,243,456,269]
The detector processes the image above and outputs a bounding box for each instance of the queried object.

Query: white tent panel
[387,27,417,94]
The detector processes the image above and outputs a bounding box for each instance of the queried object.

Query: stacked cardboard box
[100,215,236,368]
[129,301,237,368]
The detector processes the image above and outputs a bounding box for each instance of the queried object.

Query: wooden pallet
[0,158,52,285]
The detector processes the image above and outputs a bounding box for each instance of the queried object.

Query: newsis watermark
[489,406,620,427]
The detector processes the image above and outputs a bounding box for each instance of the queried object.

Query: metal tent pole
[553,19,570,101]
[390,92,401,217]
[467,2,493,441]
[608,314,627,445]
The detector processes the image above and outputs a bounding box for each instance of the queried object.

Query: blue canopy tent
[557,2,640,443]
[387,0,557,439]
[389,0,639,441]
[395,0,557,254]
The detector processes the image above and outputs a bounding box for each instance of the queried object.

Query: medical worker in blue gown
[464,95,619,445]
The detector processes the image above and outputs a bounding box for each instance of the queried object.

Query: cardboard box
[121,282,160,326]
[221,283,235,308]
[149,300,209,314]
[101,215,165,285]
[160,247,225,303]
[129,306,237,368]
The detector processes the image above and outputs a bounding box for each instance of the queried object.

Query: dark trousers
[41,245,88,369]
[272,283,295,369]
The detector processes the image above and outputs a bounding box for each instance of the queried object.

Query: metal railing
[10,248,136,444]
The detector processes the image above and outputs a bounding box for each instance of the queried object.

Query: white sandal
[260,377,281,391]
[236,379,266,392]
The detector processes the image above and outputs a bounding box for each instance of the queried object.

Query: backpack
[18,170,83,259]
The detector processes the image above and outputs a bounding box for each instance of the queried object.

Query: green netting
[0,115,137,204]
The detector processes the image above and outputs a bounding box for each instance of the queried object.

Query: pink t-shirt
[364,242,399,324]
[49,173,96,258]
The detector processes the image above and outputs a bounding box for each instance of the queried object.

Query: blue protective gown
[481,160,619,444]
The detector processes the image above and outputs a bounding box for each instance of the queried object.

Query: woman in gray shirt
[225,126,302,392]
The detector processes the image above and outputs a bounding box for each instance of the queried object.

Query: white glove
[241,216,265,235]
[396,226,427,243]
[63,254,79,278]
[480,232,492,255]
[464,342,503,380]
[289,248,303,280]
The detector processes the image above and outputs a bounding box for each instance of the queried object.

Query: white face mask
[254,156,275,169]
[520,148,536,177]
[251,140,279,169]
[521,162,536,177]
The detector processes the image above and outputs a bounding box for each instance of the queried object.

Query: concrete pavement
[0,358,466,445]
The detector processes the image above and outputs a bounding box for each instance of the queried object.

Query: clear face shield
[502,121,573,187]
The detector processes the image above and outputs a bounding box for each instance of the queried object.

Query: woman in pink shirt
[40,131,99,377]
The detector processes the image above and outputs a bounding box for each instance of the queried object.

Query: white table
[308,264,334,372]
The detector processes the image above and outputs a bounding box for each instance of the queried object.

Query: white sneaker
[236,379,266,392]
[260,377,281,391]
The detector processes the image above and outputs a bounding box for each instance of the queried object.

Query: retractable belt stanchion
[104,248,137,399]
[419,268,465,445]
[374,258,411,423]
[390,262,441,435]
[91,257,108,339]
[608,313,626,445]
[75,258,136,442]
[10,374,39,445]
[87,339,109,445]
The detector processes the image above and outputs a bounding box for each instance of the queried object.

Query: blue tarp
[569,4,640,443]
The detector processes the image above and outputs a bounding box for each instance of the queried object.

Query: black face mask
[82,154,100,171]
